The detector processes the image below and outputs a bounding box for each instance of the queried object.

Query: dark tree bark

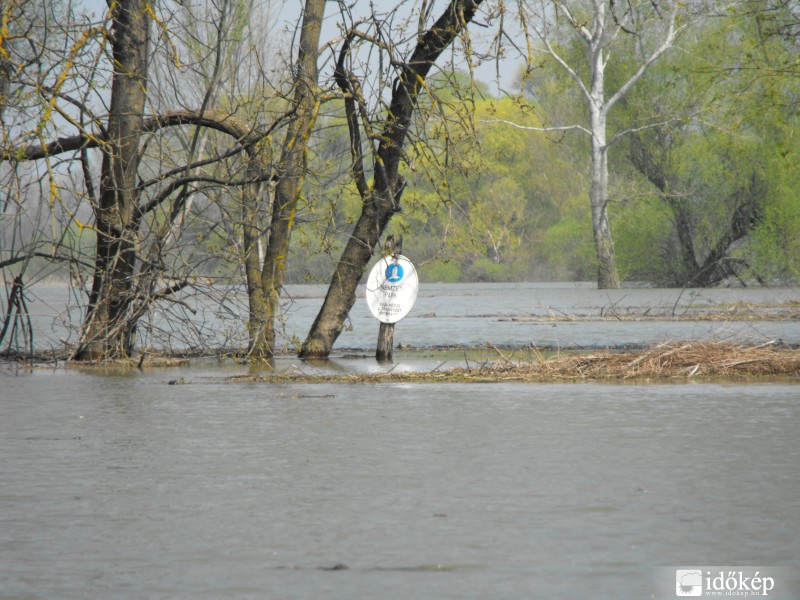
[74,0,151,359]
[1,0,287,361]
[629,130,766,287]
[299,0,485,358]
[3,103,273,359]
[0,37,10,122]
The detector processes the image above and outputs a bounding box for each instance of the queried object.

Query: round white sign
[365,255,419,323]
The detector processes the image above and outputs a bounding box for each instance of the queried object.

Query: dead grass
[452,341,800,381]
[65,356,192,369]
[9,340,800,383]
[233,341,800,384]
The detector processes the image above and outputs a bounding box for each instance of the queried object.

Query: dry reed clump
[231,341,800,384]
[452,341,800,381]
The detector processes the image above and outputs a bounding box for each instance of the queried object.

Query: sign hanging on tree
[365,255,419,323]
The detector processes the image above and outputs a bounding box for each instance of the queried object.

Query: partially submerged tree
[299,0,487,358]
[1,0,494,359]
[245,0,324,358]
[624,0,797,286]
[1,0,292,359]
[75,0,152,358]
[512,0,687,288]
[629,124,768,286]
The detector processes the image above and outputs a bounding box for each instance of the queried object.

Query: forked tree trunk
[542,1,681,290]
[299,0,485,358]
[629,131,766,287]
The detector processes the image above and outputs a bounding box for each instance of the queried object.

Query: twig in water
[603,293,626,321]
[288,364,307,376]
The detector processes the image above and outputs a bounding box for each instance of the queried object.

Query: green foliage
[613,196,674,283]
[418,260,461,283]
[744,130,800,283]
[180,6,800,288]
[539,200,596,281]
[466,257,514,282]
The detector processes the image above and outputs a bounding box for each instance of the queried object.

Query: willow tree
[625,0,796,286]
[73,0,152,358]
[299,0,487,358]
[0,0,290,359]
[0,0,153,359]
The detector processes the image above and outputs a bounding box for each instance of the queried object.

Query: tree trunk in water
[301,193,396,357]
[299,0,485,359]
[589,130,620,289]
[587,44,619,290]
[248,0,324,359]
[628,131,764,287]
[74,0,150,360]
[590,198,620,289]
[668,198,702,283]
[242,156,271,356]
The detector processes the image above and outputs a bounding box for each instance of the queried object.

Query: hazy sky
[79,0,523,94]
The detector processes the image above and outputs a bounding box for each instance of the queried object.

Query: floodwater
[2,283,800,598]
[2,364,799,598]
[16,282,800,352]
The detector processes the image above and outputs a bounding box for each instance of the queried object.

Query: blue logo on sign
[385,263,404,283]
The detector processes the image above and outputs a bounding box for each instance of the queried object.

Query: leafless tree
[300,0,489,358]
[1,0,503,360]
[244,0,325,359]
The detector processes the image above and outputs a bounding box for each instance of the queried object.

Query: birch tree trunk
[588,64,620,289]
[522,0,683,289]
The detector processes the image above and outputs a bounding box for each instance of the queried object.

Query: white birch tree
[512,0,688,288]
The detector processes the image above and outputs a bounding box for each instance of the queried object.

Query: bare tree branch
[480,116,592,136]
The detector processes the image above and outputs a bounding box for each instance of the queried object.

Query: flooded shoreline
[8,282,800,357]
[3,283,799,599]
[5,337,800,385]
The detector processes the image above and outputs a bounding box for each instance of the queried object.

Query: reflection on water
[1,367,799,598]
[19,282,800,352]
